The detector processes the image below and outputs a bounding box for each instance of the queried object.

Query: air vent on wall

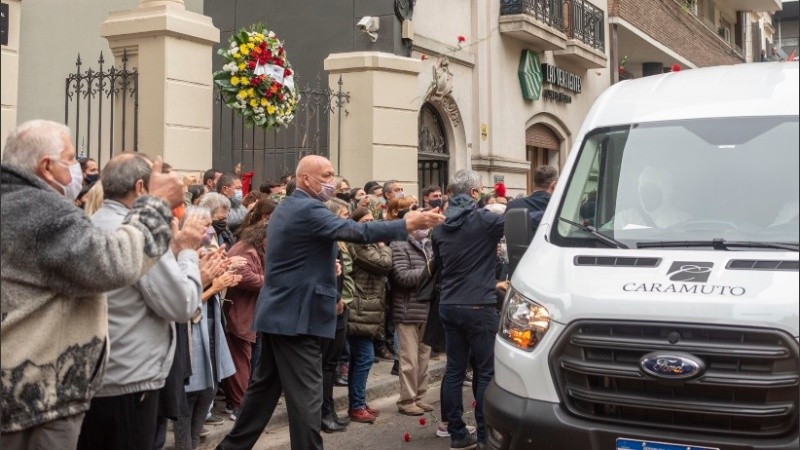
[574,256,661,267]
[726,260,799,271]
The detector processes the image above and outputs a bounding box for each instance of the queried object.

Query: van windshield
[553,116,799,249]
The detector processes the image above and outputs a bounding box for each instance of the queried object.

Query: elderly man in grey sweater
[75,153,206,450]
[0,120,185,449]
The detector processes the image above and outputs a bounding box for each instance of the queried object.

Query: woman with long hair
[222,219,268,420]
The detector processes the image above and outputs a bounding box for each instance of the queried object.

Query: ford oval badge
[639,352,705,380]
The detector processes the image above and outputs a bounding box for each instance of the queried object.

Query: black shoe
[390,360,399,376]
[332,410,350,427]
[321,414,347,433]
[375,346,394,360]
[334,374,348,387]
[450,432,478,449]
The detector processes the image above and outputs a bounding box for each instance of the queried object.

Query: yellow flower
[247,42,255,49]
[237,90,248,100]
[250,99,258,108]
[230,76,240,86]
[247,88,255,98]
[260,98,268,106]
[238,62,246,71]
[267,105,276,114]
[240,78,249,86]
[239,44,248,54]
[232,52,240,59]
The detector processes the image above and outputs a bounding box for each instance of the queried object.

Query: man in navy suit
[218,156,445,450]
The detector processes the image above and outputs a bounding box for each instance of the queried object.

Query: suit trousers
[76,389,160,450]
[395,322,431,407]
[219,332,323,450]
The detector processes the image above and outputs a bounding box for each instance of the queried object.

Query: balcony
[500,0,568,51]
[500,0,608,68]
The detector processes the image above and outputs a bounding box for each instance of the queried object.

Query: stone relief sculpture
[426,59,461,127]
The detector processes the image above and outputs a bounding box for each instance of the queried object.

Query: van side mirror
[505,208,531,274]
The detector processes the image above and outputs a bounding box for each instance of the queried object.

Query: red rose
[279,47,284,55]
[671,64,682,72]
[265,50,272,59]
[403,432,411,442]
[259,41,267,50]
[258,55,268,65]
[421,54,428,61]
[457,35,466,43]
[277,93,284,101]
[284,68,292,76]
[266,91,274,98]
[418,417,427,426]
[248,61,256,70]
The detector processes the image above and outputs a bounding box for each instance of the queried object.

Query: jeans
[440,304,499,443]
[347,335,375,410]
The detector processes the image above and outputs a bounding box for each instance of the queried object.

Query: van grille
[726,260,799,271]
[574,256,661,267]
[550,321,800,436]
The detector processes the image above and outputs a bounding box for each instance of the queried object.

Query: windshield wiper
[558,217,629,249]
[637,239,799,251]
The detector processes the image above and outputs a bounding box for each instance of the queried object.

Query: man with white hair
[0,120,184,448]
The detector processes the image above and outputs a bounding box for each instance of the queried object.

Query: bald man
[219,156,444,450]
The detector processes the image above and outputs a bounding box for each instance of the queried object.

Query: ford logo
[639,352,705,380]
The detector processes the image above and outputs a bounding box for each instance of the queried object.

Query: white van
[484,62,799,450]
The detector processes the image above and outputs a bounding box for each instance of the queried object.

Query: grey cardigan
[91,200,202,396]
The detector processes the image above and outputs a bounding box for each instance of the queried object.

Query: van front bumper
[483,379,799,450]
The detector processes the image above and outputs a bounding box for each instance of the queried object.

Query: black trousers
[321,311,348,415]
[219,332,323,450]
[77,389,160,450]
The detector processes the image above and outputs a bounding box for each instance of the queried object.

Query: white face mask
[55,160,84,201]
[411,229,429,241]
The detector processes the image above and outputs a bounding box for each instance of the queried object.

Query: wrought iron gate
[65,51,138,165]
[213,75,341,184]
[417,102,449,197]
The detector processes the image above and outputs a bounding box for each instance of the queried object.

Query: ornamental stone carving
[426,59,461,127]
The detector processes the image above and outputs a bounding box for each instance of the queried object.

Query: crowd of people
[1,119,559,450]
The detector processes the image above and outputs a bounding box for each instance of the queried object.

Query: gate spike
[98,52,105,65]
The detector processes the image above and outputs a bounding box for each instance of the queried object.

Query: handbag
[416,258,440,303]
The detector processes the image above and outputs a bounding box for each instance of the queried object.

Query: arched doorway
[418,102,449,198]
[525,123,562,193]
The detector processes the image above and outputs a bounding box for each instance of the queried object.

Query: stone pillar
[101,0,219,172]
[1,0,21,154]
[324,52,422,194]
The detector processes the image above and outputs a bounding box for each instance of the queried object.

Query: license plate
[616,438,719,450]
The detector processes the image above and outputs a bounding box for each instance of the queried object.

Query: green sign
[518,50,543,101]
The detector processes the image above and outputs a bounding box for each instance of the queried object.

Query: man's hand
[404,208,445,232]
[211,272,240,293]
[171,215,206,255]
[148,157,184,208]
[496,280,510,293]
[227,256,248,272]
[335,259,342,277]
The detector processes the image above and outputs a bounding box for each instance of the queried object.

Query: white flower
[268,31,276,38]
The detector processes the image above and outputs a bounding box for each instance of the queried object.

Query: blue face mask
[234,189,243,200]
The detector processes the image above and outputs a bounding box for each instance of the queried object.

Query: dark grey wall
[205,0,408,86]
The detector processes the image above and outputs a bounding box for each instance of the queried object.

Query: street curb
[196,357,447,449]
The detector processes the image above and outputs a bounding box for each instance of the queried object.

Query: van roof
[584,62,799,130]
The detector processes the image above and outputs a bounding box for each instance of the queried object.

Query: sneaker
[450,432,478,449]
[390,360,399,376]
[437,422,476,438]
[224,404,234,415]
[348,408,376,423]
[205,414,225,426]
[199,427,210,439]
[229,409,239,421]
[365,404,381,417]
[463,371,474,387]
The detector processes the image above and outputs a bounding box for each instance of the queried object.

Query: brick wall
[612,0,744,66]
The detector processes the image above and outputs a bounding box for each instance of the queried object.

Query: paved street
[167,356,479,450]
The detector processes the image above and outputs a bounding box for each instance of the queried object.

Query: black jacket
[432,194,504,306]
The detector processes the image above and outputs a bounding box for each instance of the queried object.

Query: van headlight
[499,286,550,351]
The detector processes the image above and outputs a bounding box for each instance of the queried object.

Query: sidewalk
[165,355,447,450]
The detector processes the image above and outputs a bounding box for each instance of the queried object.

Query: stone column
[324,52,422,194]
[1,0,21,154]
[101,0,219,172]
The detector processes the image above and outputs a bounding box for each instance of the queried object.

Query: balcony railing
[500,0,605,52]
[501,0,565,31]
[568,0,605,51]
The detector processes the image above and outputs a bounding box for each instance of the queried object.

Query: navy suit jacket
[253,189,408,339]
